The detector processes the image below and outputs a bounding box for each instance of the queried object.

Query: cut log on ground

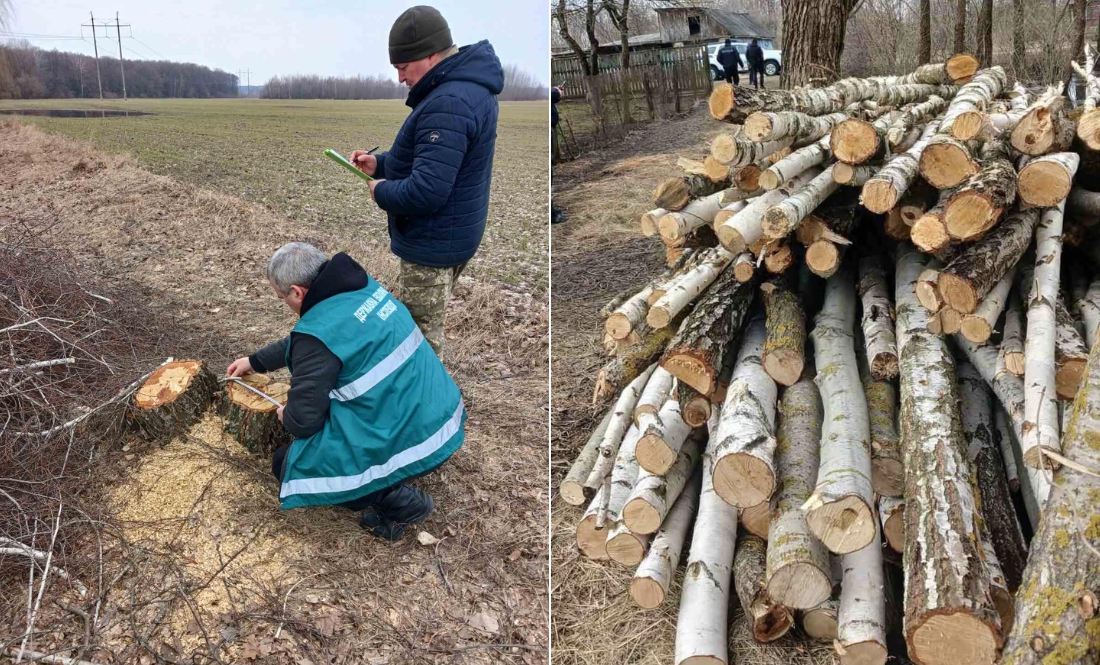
[759,137,829,191]
[943,138,1017,241]
[593,326,675,404]
[585,365,656,488]
[832,163,878,186]
[716,168,822,253]
[674,411,737,665]
[605,520,651,566]
[625,431,702,535]
[858,255,899,380]
[960,267,1015,344]
[918,134,979,189]
[878,495,904,552]
[761,278,806,387]
[938,207,1037,315]
[216,372,291,456]
[1000,321,1100,665]
[658,265,753,397]
[630,469,701,609]
[677,381,712,428]
[803,598,840,642]
[634,366,675,424]
[895,245,1002,665]
[1055,297,1089,400]
[648,249,734,329]
[830,114,896,165]
[761,165,840,241]
[863,119,942,213]
[560,408,615,506]
[711,316,779,509]
[634,396,694,477]
[1023,203,1065,469]
[765,366,831,610]
[710,135,793,168]
[1010,84,1069,157]
[1017,152,1079,208]
[939,66,1007,140]
[837,529,887,665]
[743,110,849,144]
[606,251,701,341]
[1002,292,1026,377]
[804,268,876,555]
[653,174,731,212]
[603,421,644,526]
[659,190,735,243]
[641,208,667,237]
[910,188,955,253]
[131,360,219,441]
[734,532,794,643]
[576,486,610,559]
[863,357,903,498]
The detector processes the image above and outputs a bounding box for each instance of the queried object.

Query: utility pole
[113,13,130,100]
[82,13,104,99]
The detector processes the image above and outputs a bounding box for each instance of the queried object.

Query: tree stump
[130,360,219,440]
[219,372,292,456]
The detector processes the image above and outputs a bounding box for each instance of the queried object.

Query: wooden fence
[551,45,712,101]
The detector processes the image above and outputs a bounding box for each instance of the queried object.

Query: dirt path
[549,107,838,665]
[0,120,548,665]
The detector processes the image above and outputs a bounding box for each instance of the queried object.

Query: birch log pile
[563,53,1100,665]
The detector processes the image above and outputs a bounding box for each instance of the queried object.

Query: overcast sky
[3,0,549,86]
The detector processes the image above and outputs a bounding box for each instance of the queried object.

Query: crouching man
[226,242,466,540]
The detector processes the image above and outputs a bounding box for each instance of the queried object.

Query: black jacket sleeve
[282,332,343,439]
[551,87,561,105]
[249,336,290,373]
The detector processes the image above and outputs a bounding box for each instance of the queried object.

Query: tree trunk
[718,168,823,254]
[654,175,732,212]
[863,356,903,499]
[586,364,656,487]
[956,361,1028,594]
[742,110,849,144]
[1018,152,1080,208]
[216,373,291,456]
[1056,297,1090,400]
[858,255,899,381]
[976,0,992,65]
[761,165,840,241]
[625,430,702,535]
[634,366,675,424]
[943,138,1017,241]
[1002,291,1026,377]
[937,207,1038,314]
[918,0,931,65]
[837,529,887,665]
[1066,0,1087,85]
[1075,276,1100,349]
[710,316,779,509]
[759,137,829,191]
[593,326,675,404]
[635,394,694,476]
[895,246,1002,665]
[878,495,904,552]
[631,469,701,609]
[555,0,593,76]
[130,360,219,442]
[761,278,806,387]
[779,0,862,88]
[560,408,614,506]
[674,411,738,665]
[953,0,966,54]
[765,366,832,610]
[659,267,753,397]
[1012,0,1026,80]
[1023,203,1065,469]
[1011,86,1071,157]
[710,135,793,168]
[584,0,600,75]
[864,119,942,214]
[804,267,876,555]
[734,532,794,643]
[1000,322,1100,665]
[960,267,1016,344]
[648,249,734,329]
[659,191,734,243]
[919,135,980,189]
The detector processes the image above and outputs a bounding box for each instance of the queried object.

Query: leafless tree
[919,0,931,64]
[954,0,966,53]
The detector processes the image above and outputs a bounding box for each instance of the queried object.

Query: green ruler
[324,148,375,182]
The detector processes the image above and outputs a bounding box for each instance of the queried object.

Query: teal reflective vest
[278,277,465,509]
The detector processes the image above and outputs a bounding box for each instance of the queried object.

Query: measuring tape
[226,377,284,408]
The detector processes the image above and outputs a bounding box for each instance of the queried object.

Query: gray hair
[267,242,327,294]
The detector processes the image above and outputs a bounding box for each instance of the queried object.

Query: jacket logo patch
[429,131,440,143]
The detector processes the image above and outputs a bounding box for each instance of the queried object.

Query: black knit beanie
[389,6,453,64]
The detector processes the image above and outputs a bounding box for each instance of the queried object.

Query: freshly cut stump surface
[131,360,219,441]
[219,372,292,456]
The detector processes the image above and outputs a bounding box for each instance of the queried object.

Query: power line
[128,35,166,60]
[80,13,104,99]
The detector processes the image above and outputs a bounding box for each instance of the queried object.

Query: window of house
[688,15,701,36]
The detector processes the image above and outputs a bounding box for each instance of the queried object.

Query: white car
[706,40,782,80]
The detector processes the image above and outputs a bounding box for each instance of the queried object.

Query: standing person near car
[746,38,765,89]
[349,5,504,355]
[717,38,742,86]
[551,85,568,225]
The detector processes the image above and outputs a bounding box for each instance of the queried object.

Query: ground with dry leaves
[0,111,548,665]
[549,105,839,665]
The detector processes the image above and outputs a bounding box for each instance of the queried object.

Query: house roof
[703,9,774,39]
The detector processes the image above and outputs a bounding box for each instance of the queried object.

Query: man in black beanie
[350,6,504,354]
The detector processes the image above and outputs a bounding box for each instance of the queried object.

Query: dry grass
[549,105,840,665]
[0,120,548,664]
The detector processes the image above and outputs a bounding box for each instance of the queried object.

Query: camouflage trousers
[398,259,467,354]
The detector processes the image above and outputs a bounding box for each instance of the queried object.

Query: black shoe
[551,207,568,225]
[361,486,434,541]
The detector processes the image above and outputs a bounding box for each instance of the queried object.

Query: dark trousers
[750,66,765,89]
[271,443,437,512]
[723,69,740,86]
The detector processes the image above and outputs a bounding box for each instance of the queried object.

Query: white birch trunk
[625,428,702,534]
[584,365,656,488]
[560,408,615,506]
[765,368,832,610]
[710,135,794,167]
[647,249,734,329]
[992,406,1020,494]
[759,136,830,191]
[716,168,821,253]
[742,110,849,143]
[631,469,701,609]
[878,495,904,552]
[1075,276,1100,349]
[858,255,899,380]
[606,287,654,341]
[634,366,674,424]
[804,267,875,555]
[761,165,840,241]
[1016,152,1079,208]
[960,267,1015,344]
[659,190,734,243]
[837,530,887,665]
[1055,298,1089,400]
[674,410,738,665]
[862,119,942,213]
[886,96,948,147]
[1002,292,1026,377]
[1022,202,1064,469]
[939,66,1007,138]
[711,316,779,508]
[641,208,667,237]
[576,484,610,559]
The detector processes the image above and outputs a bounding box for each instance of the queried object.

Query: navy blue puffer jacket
[373,40,504,268]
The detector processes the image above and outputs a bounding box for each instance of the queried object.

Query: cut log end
[605,313,634,341]
[629,576,665,610]
[742,114,773,142]
[646,307,672,330]
[940,307,963,335]
[882,506,904,552]
[764,349,804,387]
[711,133,737,165]
[134,360,208,410]
[219,374,291,456]
[761,208,795,241]
[802,605,839,641]
[740,500,771,540]
[654,179,691,213]
[704,156,731,182]
[682,395,711,428]
[920,142,975,189]
[767,563,832,610]
[950,111,985,141]
[945,53,980,82]
[663,355,715,396]
[907,612,999,665]
[884,208,912,241]
[869,353,899,382]
[754,603,794,643]
[831,120,878,165]
[575,515,609,559]
[559,480,588,507]
[911,214,950,253]
[635,434,677,476]
[832,163,858,185]
[1077,109,1100,151]
[758,169,782,191]
[736,165,763,192]
[806,241,841,278]
[899,203,925,226]
[1018,159,1073,208]
[805,497,875,554]
[915,277,943,313]
[622,499,663,535]
[713,454,776,508]
[1004,351,1026,377]
[861,179,899,214]
[1056,359,1087,399]
[733,258,755,283]
[937,273,977,314]
[871,457,904,498]
[606,529,647,566]
[708,83,735,121]
[840,641,888,665]
[960,316,993,344]
[944,192,1000,241]
[225,374,287,414]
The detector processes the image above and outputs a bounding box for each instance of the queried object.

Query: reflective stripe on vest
[279,399,465,498]
[328,326,425,402]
